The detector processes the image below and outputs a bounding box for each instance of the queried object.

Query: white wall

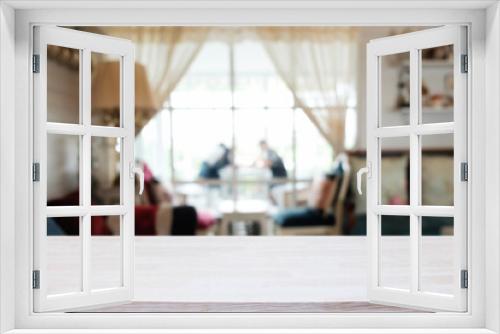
[0,3,15,333]
[485,2,500,331]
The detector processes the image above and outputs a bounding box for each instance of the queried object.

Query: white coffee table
[218,199,272,235]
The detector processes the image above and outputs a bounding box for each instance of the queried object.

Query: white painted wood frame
[366,26,467,312]
[1,1,499,333]
[32,26,135,312]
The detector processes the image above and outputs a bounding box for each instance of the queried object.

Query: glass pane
[172,109,232,181]
[379,215,410,290]
[380,137,409,205]
[380,52,410,127]
[234,41,294,108]
[234,108,266,167]
[91,137,122,205]
[295,109,333,179]
[47,134,80,206]
[170,42,231,109]
[135,109,171,184]
[91,216,122,290]
[91,52,121,127]
[46,217,82,295]
[421,134,454,206]
[234,108,293,194]
[420,216,454,295]
[420,45,454,124]
[47,45,80,124]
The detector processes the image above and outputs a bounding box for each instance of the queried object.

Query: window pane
[234,108,294,201]
[380,137,409,205]
[91,52,121,127]
[379,215,410,290]
[420,45,454,124]
[91,137,122,205]
[46,217,82,295]
[420,216,454,295]
[380,52,410,127]
[47,134,80,206]
[421,134,454,206]
[170,42,231,108]
[234,108,266,167]
[295,109,333,179]
[172,109,232,181]
[234,41,294,108]
[135,109,172,184]
[91,216,122,290]
[47,45,80,124]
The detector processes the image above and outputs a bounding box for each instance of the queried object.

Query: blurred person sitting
[199,143,233,180]
[254,140,288,181]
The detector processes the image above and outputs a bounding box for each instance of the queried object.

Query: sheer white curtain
[256,27,358,154]
[101,27,210,133]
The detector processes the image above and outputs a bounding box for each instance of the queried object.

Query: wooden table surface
[47,236,454,305]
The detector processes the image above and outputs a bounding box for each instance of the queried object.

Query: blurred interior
[46,27,454,237]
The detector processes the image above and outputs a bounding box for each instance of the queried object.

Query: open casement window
[363,26,468,312]
[33,26,137,312]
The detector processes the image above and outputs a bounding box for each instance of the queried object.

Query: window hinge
[32,163,40,182]
[32,270,40,289]
[461,269,468,289]
[461,54,468,73]
[32,54,40,73]
[461,162,468,182]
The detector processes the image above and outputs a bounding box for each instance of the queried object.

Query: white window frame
[0,1,498,333]
[366,26,468,312]
[32,26,136,312]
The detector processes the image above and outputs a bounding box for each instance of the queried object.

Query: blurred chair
[274,154,351,236]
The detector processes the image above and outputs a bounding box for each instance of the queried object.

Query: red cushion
[197,211,216,229]
[135,205,158,235]
[90,216,111,235]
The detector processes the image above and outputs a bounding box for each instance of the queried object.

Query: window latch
[356,162,371,195]
[130,162,144,195]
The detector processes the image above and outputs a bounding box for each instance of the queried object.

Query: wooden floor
[47,236,453,313]
[70,301,429,313]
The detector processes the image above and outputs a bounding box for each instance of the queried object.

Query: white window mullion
[409,48,420,295]
[452,25,468,302]
[46,123,86,136]
[375,123,455,138]
[90,126,127,138]
[46,123,127,137]
[374,205,454,217]
[34,35,49,304]
[81,48,92,295]
[374,126,411,138]
[415,122,454,135]
[121,51,135,293]
[45,205,127,217]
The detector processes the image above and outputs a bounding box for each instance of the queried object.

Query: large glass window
[136,40,348,211]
